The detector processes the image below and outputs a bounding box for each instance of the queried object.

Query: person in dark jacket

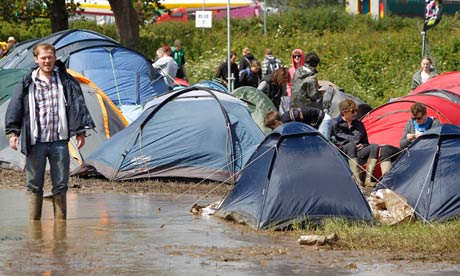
[215,51,240,90]
[239,47,256,70]
[257,67,290,110]
[291,52,322,109]
[263,106,332,140]
[331,99,379,187]
[5,43,95,221]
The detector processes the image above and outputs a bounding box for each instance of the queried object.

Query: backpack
[265,57,281,76]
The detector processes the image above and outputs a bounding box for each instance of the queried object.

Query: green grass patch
[295,218,460,255]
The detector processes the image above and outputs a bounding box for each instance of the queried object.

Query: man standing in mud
[5,43,94,220]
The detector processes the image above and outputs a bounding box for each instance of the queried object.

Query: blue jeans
[26,140,69,195]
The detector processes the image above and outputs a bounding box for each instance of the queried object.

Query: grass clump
[297,218,460,259]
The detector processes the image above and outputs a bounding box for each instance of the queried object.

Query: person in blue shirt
[400,102,441,149]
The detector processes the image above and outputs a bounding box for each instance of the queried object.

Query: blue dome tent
[215,122,374,230]
[377,124,460,222]
[73,87,265,183]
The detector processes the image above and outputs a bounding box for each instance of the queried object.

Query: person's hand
[75,133,86,149]
[406,133,416,141]
[414,132,422,139]
[357,143,364,151]
[9,135,18,151]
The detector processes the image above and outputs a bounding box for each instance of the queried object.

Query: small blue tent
[72,87,265,183]
[215,122,374,230]
[377,124,460,222]
[192,80,229,93]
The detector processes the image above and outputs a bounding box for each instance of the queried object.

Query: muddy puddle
[1,190,459,275]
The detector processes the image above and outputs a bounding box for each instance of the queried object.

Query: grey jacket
[411,69,437,90]
[400,117,441,149]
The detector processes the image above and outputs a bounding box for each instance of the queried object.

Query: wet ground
[1,189,460,275]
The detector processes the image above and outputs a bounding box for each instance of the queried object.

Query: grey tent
[320,80,372,119]
[232,86,277,134]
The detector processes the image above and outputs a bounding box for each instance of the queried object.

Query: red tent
[410,72,460,95]
[361,94,460,148]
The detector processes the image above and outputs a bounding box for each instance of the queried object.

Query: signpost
[195,11,212,28]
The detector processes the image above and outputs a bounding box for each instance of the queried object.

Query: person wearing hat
[3,36,17,57]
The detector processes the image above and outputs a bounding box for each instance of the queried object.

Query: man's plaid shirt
[34,72,60,142]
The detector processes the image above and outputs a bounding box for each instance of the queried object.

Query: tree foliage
[1,0,164,47]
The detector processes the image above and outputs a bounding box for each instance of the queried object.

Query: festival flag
[424,0,443,31]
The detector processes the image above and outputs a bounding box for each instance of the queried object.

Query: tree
[108,0,139,48]
[47,0,68,32]
[2,0,163,48]
[108,0,164,48]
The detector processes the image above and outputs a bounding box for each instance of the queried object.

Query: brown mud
[1,169,460,274]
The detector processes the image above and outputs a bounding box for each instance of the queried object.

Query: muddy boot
[380,160,392,177]
[364,158,378,187]
[348,158,362,186]
[53,193,67,220]
[29,193,43,221]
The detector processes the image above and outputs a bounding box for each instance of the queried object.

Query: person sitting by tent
[331,99,379,187]
[257,67,290,110]
[263,107,332,140]
[411,56,437,90]
[152,47,178,90]
[400,102,441,149]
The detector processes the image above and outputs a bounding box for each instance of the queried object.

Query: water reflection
[26,220,69,275]
[0,190,458,276]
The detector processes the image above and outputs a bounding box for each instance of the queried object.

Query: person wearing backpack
[239,47,256,70]
[291,52,322,109]
[261,48,282,78]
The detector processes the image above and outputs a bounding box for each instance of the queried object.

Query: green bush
[3,6,460,108]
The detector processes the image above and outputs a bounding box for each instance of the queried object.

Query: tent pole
[226,0,233,92]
